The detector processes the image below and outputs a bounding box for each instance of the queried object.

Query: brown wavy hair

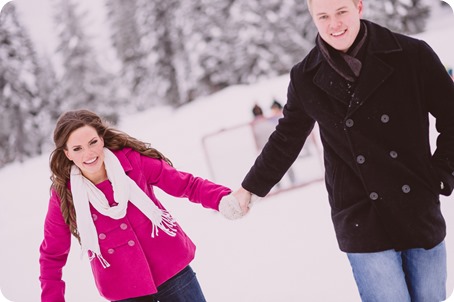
[49,109,172,243]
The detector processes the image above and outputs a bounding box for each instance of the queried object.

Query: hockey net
[201,120,324,196]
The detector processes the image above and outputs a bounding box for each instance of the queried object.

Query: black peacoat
[242,20,454,253]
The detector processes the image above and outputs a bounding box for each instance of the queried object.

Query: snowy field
[1,4,454,302]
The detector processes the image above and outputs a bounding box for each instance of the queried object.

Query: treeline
[0,0,432,168]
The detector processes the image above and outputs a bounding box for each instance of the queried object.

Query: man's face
[310,0,363,53]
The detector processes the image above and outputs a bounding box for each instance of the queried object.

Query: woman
[39,109,243,302]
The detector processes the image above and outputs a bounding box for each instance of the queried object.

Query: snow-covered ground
[1,4,454,302]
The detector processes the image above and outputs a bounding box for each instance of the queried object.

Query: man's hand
[232,187,254,214]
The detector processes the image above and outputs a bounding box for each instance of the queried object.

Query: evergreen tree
[226,0,314,83]
[363,0,430,34]
[175,0,239,97]
[34,54,62,153]
[135,0,182,108]
[104,0,146,109]
[0,2,42,166]
[177,0,315,97]
[53,0,120,122]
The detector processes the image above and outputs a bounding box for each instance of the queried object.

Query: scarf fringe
[87,250,111,268]
[151,210,177,238]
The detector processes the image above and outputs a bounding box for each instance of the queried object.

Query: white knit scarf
[70,148,177,268]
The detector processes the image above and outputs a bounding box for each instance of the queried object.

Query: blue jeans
[347,241,447,302]
[114,266,206,302]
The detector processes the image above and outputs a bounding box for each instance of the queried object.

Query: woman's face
[64,125,106,184]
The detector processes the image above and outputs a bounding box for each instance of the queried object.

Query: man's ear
[358,0,364,17]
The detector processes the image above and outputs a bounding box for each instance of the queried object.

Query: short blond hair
[307,0,360,14]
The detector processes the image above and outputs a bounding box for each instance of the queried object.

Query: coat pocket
[330,163,366,211]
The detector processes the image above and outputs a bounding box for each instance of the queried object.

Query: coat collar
[305,20,402,71]
[307,20,403,117]
[112,148,133,173]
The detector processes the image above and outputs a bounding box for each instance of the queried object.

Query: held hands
[219,194,244,220]
[233,186,261,214]
[218,187,261,220]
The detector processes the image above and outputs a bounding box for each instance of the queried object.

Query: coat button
[92,214,98,221]
[128,240,135,246]
[120,223,128,230]
[345,119,354,127]
[108,248,115,254]
[389,151,398,159]
[402,185,411,193]
[356,155,366,164]
[98,233,106,240]
[381,114,390,123]
[369,192,379,200]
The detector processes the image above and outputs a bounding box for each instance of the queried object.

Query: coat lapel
[313,62,352,105]
[346,55,394,118]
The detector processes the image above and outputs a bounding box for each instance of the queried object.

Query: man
[234,0,454,300]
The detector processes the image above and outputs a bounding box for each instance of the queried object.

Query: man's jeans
[347,241,447,302]
[114,266,206,302]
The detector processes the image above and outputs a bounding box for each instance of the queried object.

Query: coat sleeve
[141,155,231,211]
[419,40,454,196]
[39,189,72,302]
[242,67,316,196]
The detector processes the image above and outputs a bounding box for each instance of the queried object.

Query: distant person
[233,0,454,301]
[272,99,313,159]
[39,109,243,302]
[250,103,297,187]
[250,104,276,151]
[269,99,284,122]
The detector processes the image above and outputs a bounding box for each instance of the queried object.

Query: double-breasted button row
[98,223,129,240]
[369,185,411,201]
[106,240,136,254]
[97,221,128,240]
[355,151,397,165]
[97,222,136,254]
[344,114,390,129]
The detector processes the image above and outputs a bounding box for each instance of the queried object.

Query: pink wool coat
[39,148,231,301]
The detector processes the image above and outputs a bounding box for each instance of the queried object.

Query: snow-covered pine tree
[133,0,182,108]
[175,0,239,98]
[363,0,430,34]
[226,0,315,84]
[52,0,120,122]
[0,2,43,166]
[33,53,62,153]
[104,0,147,110]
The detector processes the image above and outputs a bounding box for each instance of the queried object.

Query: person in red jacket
[39,109,243,302]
